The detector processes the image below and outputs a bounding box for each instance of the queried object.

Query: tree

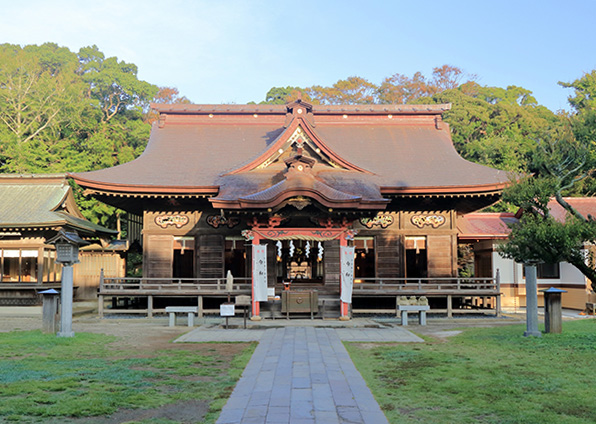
[377,65,474,104]
[0,43,174,228]
[145,86,192,124]
[306,76,377,105]
[260,86,310,105]
[0,43,86,172]
[499,129,596,291]
[77,45,158,122]
[415,84,564,173]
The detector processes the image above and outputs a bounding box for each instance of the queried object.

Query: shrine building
[71,100,508,319]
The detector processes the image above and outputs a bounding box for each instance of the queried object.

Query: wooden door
[144,235,173,279]
[376,234,402,279]
[324,240,340,287]
[198,235,224,279]
[427,235,454,277]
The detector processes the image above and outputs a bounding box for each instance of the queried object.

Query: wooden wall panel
[561,288,592,310]
[198,234,224,279]
[144,235,173,279]
[324,240,340,286]
[376,234,402,278]
[427,235,454,277]
[74,253,125,299]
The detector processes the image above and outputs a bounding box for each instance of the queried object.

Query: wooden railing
[100,275,499,295]
[351,277,500,294]
[100,275,252,294]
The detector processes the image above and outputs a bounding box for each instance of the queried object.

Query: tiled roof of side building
[548,197,596,222]
[0,174,117,237]
[457,213,517,240]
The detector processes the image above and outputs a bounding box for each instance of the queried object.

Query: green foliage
[417,85,565,173]
[306,76,378,105]
[498,120,596,289]
[0,43,169,227]
[77,45,158,122]
[0,330,256,422]
[260,86,310,104]
[348,320,596,423]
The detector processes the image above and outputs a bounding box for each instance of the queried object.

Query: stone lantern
[47,229,88,337]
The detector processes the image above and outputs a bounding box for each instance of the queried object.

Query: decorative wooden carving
[247,215,287,228]
[155,214,189,229]
[411,214,446,228]
[360,214,394,229]
[312,216,352,228]
[242,228,357,241]
[287,196,311,210]
[206,215,239,228]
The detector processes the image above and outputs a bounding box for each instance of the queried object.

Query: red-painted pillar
[339,235,350,319]
[251,234,262,319]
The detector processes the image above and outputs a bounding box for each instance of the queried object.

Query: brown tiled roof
[548,197,596,222]
[457,213,517,240]
[71,102,508,209]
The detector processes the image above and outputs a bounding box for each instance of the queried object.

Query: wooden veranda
[98,273,501,318]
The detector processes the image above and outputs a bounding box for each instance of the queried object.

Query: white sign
[220,303,235,317]
[252,244,268,302]
[340,245,355,304]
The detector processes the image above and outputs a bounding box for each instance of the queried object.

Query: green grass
[0,331,255,423]
[346,320,596,424]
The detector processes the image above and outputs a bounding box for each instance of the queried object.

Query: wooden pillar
[198,296,203,318]
[251,234,262,320]
[447,295,453,318]
[339,235,350,320]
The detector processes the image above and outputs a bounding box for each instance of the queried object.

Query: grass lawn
[0,330,255,424]
[347,319,596,424]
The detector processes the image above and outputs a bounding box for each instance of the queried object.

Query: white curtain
[252,244,268,302]
[340,245,355,304]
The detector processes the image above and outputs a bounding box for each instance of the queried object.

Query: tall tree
[377,65,474,104]
[77,45,158,123]
[415,84,563,173]
[145,86,192,124]
[260,86,311,105]
[306,76,377,105]
[499,72,596,289]
[0,43,86,172]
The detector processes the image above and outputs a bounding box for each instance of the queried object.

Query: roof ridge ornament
[284,99,315,127]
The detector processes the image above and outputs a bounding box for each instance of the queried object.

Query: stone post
[57,265,75,338]
[40,289,60,334]
[542,287,566,334]
[523,264,541,337]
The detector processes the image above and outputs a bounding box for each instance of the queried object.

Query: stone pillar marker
[523,263,542,337]
[40,289,60,333]
[541,287,567,334]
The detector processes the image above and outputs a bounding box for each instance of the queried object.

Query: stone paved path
[215,327,392,424]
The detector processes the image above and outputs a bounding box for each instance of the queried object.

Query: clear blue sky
[1,0,594,112]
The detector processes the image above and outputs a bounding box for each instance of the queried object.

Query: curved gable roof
[71,102,508,205]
